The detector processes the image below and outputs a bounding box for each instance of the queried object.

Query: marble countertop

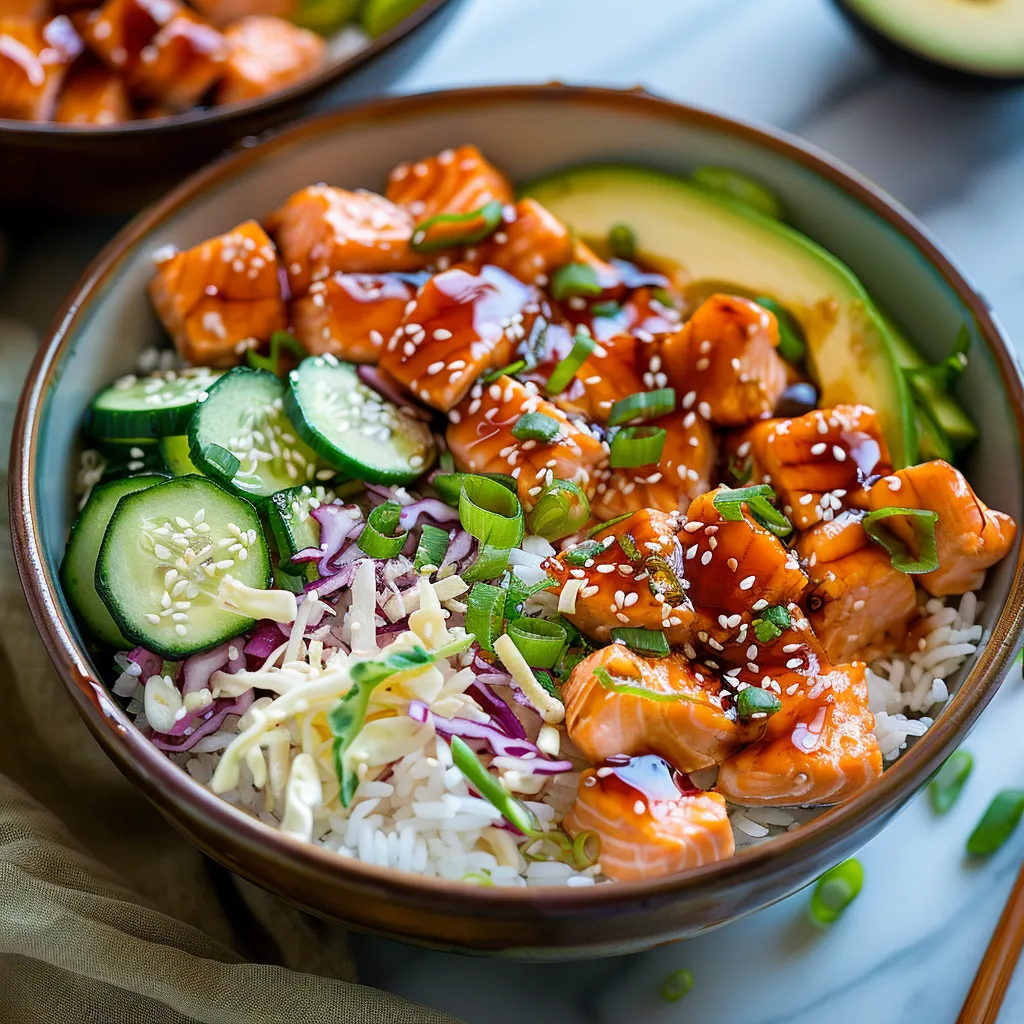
[3,1,1024,1021]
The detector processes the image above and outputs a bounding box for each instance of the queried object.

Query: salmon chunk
[380,265,538,412]
[544,508,694,644]
[731,404,892,530]
[290,272,414,363]
[867,460,1017,596]
[216,16,324,105]
[54,61,131,124]
[565,756,735,881]
[796,511,918,663]
[717,662,882,807]
[655,294,788,426]
[266,186,429,297]
[0,15,81,120]
[446,375,605,510]
[562,647,742,772]
[474,198,574,286]
[549,332,647,424]
[148,219,286,367]
[385,143,513,221]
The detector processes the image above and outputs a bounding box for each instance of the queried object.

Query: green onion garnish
[528,480,591,542]
[690,165,784,220]
[246,330,307,376]
[753,296,807,364]
[450,735,540,835]
[607,223,636,261]
[661,968,694,1003]
[410,199,504,253]
[358,501,407,558]
[507,617,568,669]
[482,359,528,385]
[550,262,602,301]
[565,540,604,566]
[610,626,670,657]
[736,686,782,721]
[808,858,864,927]
[465,582,507,653]
[201,442,241,479]
[594,664,697,703]
[713,484,792,538]
[511,411,562,443]
[572,829,601,869]
[433,471,516,507]
[607,388,676,427]
[587,511,634,538]
[752,604,791,644]
[644,555,687,606]
[506,570,556,610]
[727,452,753,484]
[413,524,450,573]
[591,300,622,319]
[459,475,525,549]
[905,324,970,397]
[462,543,513,584]
[967,790,1024,855]
[929,749,973,815]
[617,532,641,562]
[651,287,678,310]
[533,668,560,698]
[862,507,940,574]
[545,330,596,395]
[609,425,667,469]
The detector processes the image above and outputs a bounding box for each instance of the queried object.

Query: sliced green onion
[507,617,568,669]
[438,450,455,473]
[808,858,864,927]
[246,330,307,377]
[753,296,807,363]
[609,426,666,469]
[594,664,697,704]
[506,570,556,609]
[967,789,1024,855]
[449,735,540,835]
[461,871,495,887]
[929,749,973,815]
[587,511,634,538]
[433,471,516,507]
[651,287,678,310]
[572,829,600,869]
[713,484,792,538]
[565,539,604,566]
[462,544,512,584]
[727,452,753,484]
[358,501,407,558]
[607,388,676,427]
[607,223,636,261]
[550,262,602,301]
[545,330,596,395]
[414,524,450,573]
[482,359,528,385]
[465,583,507,653]
[459,475,525,548]
[201,443,241,479]
[591,300,622,319]
[736,686,782,721]
[661,968,694,1003]
[610,627,670,657]
[691,165,784,220]
[528,480,591,542]
[511,411,562,443]
[617,532,641,562]
[644,555,687,606]
[533,668,560,698]
[410,199,504,253]
[863,507,940,574]
[752,605,791,644]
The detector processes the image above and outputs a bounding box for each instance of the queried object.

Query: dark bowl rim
[0,0,452,138]
[11,82,1024,918]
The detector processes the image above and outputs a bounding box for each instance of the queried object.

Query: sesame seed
[739,575,756,590]
[810,442,826,456]
[700,550,713,565]
[832,446,847,462]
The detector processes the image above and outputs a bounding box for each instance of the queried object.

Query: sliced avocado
[524,165,919,468]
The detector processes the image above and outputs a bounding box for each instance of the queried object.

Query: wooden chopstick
[957,857,1024,1023]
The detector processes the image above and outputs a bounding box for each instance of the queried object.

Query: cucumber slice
[88,368,222,440]
[188,367,336,503]
[285,355,436,484]
[160,435,201,477]
[96,439,167,482]
[266,484,346,581]
[60,474,169,648]
[96,475,272,658]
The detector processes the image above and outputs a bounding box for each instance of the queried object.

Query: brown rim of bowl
[0,0,453,138]
[11,83,1024,917]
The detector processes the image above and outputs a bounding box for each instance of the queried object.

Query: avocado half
[524,164,977,468]
[835,0,1024,83]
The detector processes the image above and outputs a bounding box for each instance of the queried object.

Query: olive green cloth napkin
[0,317,460,1024]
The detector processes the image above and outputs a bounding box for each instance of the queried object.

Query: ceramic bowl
[11,84,1024,958]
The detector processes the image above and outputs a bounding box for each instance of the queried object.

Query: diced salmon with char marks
[562,646,743,773]
[472,198,574,286]
[867,460,1017,597]
[290,272,414,363]
[386,143,513,222]
[0,15,81,120]
[550,332,647,424]
[216,16,324,106]
[544,509,694,644]
[446,375,605,511]
[717,661,882,807]
[54,61,131,124]
[654,294,788,427]
[189,0,294,27]
[380,264,539,412]
[796,510,918,663]
[266,186,429,298]
[564,758,735,881]
[729,404,892,530]
[148,219,286,367]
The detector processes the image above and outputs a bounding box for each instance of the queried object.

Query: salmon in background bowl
[10,84,1024,958]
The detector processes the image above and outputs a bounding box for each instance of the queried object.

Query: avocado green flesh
[525,165,918,468]
[843,0,1024,76]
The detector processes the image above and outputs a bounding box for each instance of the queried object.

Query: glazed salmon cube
[54,61,131,124]
[215,16,324,106]
[0,15,81,120]
[446,375,605,510]
[564,758,735,881]
[867,460,1017,596]
[379,264,538,412]
[473,198,574,286]
[730,404,892,531]
[290,272,414,364]
[266,185,429,298]
[148,219,286,366]
[796,510,918,663]
[189,0,294,28]
[386,143,513,221]
[655,294,788,426]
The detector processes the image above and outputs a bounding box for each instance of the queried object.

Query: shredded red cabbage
[127,647,162,681]
[151,689,255,752]
[468,680,526,740]
[398,498,459,531]
[180,638,245,694]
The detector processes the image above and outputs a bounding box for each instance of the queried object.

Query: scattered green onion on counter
[808,858,864,927]
[661,968,694,1003]
[967,790,1024,856]
[929,750,974,815]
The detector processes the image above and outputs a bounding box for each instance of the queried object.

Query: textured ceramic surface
[11,84,1024,958]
